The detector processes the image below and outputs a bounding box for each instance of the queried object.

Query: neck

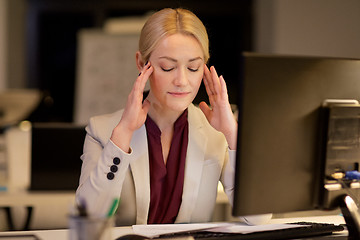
[148,107,183,131]
[146,95,186,131]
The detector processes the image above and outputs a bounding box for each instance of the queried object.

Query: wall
[255,0,360,58]
[0,0,26,90]
[0,0,7,90]
[7,0,26,88]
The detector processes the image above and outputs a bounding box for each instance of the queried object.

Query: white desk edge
[0,215,347,240]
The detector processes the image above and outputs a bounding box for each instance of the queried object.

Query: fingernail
[145,61,148,66]
[138,72,141,76]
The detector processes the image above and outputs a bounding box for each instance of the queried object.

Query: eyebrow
[159,56,203,62]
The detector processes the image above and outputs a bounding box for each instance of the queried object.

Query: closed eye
[188,68,199,72]
[161,67,174,72]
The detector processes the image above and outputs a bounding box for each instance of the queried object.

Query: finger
[209,66,221,95]
[199,101,212,120]
[138,61,151,76]
[203,68,219,107]
[204,65,215,95]
[219,75,229,99]
[203,76,216,105]
[134,62,149,90]
[202,72,212,97]
[139,64,153,91]
[134,62,152,97]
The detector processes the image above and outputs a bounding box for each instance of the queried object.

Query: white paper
[207,223,307,234]
[132,223,232,238]
[132,222,307,238]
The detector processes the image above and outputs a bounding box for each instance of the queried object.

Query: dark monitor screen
[30,123,86,191]
[232,52,360,217]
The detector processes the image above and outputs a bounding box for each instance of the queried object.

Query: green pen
[106,198,120,218]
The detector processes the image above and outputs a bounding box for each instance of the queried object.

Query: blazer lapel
[176,105,208,223]
[129,124,151,224]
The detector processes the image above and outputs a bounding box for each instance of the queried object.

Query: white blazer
[75,104,236,225]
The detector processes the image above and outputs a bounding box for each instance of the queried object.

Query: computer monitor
[232,53,360,220]
[30,123,86,191]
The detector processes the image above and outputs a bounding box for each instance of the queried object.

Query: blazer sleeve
[220,148,236,207]
[75,114,133,217]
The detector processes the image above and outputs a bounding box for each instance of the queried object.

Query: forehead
[151,33,204,61]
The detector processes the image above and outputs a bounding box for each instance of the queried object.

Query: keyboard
[155,222,345,240]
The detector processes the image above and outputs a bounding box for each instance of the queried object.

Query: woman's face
[148,33,205,113]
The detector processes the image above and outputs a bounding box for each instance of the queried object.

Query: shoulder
[89,109,124,126]
[188,103,207,125]
[86,109,124,143]
[188,104,224,139]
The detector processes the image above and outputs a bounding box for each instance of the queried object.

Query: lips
[168,91,190,97]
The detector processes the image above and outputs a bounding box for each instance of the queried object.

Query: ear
[135,51,144,71]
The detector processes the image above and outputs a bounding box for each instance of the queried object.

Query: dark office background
[25,0,253,122]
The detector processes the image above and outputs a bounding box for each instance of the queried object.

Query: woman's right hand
[110,61,153,152]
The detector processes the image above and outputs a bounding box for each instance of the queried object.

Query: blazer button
[113,157,120,165]
[107,172,115,180]
[110,165,118,173]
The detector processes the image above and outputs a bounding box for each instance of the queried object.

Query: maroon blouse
[145,110,189,224]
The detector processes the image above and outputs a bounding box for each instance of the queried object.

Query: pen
[106,198,120,218]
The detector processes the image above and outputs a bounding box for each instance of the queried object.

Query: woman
[76,8,238,225]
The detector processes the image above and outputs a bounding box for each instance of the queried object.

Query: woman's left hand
[199,65,238,150]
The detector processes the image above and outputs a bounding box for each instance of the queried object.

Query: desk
[0,191,75,230]
[0,227,134,240]
[0,215,348,239]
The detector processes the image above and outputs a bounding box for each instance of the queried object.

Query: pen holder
[68,215,114,240]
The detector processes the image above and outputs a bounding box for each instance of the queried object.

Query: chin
[167,100,192,112]
[169,105,189,113]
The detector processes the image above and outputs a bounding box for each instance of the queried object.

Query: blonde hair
[139,8,209,63]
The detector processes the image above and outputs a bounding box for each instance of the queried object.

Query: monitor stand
[339,195,360,239]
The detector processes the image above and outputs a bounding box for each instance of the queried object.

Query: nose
[173,67,188,87]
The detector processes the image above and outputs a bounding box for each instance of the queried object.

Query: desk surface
[0,215,347,240]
